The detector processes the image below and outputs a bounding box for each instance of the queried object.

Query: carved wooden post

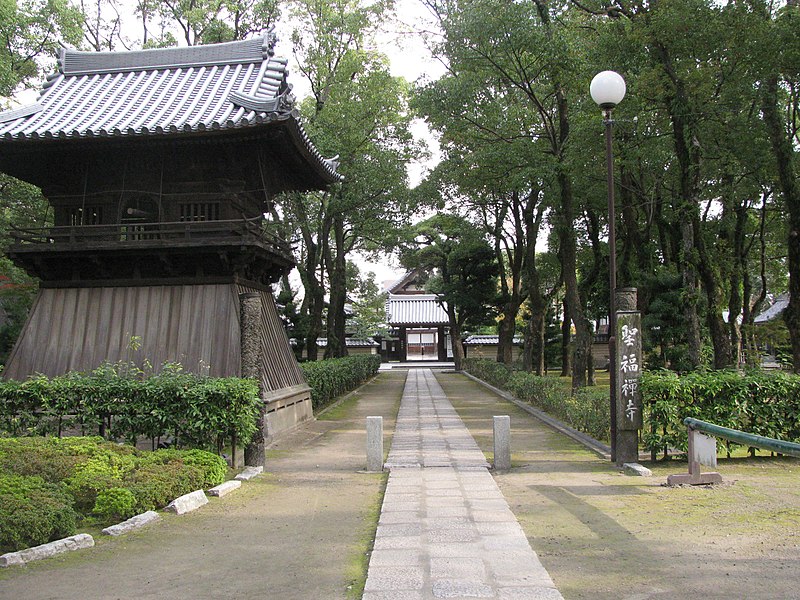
[241,292,265,467]
[615,288,642,466]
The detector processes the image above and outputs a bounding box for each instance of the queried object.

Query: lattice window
[179,202,220,222]
[68,206,103,226]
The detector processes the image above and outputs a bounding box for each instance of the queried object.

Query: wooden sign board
[692,431,718,468]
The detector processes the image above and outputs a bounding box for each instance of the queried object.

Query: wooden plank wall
[238,285,306,393]
[3,284,242,380]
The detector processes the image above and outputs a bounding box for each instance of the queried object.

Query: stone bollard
[493,415,511,471]
[366,416,384,472]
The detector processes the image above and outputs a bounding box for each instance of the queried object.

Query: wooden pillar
[241,292,265,468]
[437,325,447,361]
[400,326,408,362]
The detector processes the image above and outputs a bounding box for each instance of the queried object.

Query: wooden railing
[10,217,291,254]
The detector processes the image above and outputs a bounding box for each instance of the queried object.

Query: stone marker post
[615,288,642,466]
[241,292,265,468]
[366,416,384,472]
[493,415,511,471]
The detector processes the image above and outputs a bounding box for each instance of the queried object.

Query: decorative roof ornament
[264,27,278,56]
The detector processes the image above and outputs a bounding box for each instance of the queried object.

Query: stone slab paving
[365,369,563,599]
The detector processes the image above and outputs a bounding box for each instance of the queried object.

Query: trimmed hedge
[641,369,800,458]
[464,359,800,458]
[0,436,228,551]
[462,358,610,442]
[300,354,382,410]
[0,362,261,451]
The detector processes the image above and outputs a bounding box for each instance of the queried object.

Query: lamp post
[591,70,626,463]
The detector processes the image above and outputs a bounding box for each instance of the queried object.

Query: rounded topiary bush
[93,487,138,523]
[0,473,77,552]
[181,449,227,488]
[123,461,205,513]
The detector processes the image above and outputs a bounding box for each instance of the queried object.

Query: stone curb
[623,462,653,477]
[102,510,161,536]
[0,534,94,567]
[2,468,260,567]
[208,479,242,497]
[165,489,209,514]
[461,371,613,460]
[234,465,263,481]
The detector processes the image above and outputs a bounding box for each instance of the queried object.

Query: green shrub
[66,455,129,511]
[462,358,610,442]
[0,364,262,452]
[300,354,381,410]
[566,387,610,441]
[642,369,800,457]
[181,449,227,487]
[0,473,77,552]
[92,488,137,523]
[0,437,84,483]
[123,461,205,514]
[462,358,512,389]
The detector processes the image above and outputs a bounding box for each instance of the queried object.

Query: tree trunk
[694,214,733,369]
[496,301,520,364]
[528,290,547,376]
[656,42,705,369]
[680,220,703,369]
[762,76,800,373]
[560,296,572,377]
[324,214,348,359]
[557,168,591,389]
[449,317,465,371]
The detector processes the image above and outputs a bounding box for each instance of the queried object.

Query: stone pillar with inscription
[615,288,642,466]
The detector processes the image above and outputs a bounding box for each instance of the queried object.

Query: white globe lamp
[590,71,626,109]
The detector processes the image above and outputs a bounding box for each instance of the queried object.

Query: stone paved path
[364,369,564,600]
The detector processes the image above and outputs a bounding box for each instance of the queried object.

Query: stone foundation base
[263,385,314,445]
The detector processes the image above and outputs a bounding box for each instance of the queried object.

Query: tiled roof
[297,337,378,348]
[464,335,523,346]
[386,294,449,325]
[0,33,340,182]
[754,293,789,324]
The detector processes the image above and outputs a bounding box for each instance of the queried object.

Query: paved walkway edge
[461,371,612,460]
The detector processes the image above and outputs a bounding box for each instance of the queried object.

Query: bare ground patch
[0,371,405,600]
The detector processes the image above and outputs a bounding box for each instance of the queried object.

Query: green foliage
[462,358,512,390]
[0,473,77,552]
[0,436,230,546]
[300,354,381,410]
[181,449,227,488]
[123,459,205,514]
[0,0,83,95]
[463,358,610,442]
[641,369,800,457]
[92,487,137,522]
[66,453,133,511]
[0,363,262,450]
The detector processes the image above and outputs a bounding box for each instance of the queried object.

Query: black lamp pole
[591,70,626,463]
[604,107,618,462]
